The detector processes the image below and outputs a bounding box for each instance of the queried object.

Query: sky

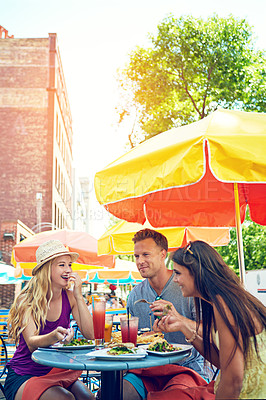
[1,0,266,237]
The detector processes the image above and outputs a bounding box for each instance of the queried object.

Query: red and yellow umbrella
[95,109,266,283]
[12,229,115,278]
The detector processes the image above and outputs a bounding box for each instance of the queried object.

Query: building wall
[72,170,87,232]
[0,219,34,264]
[0,38,50,229]
[53,47,74,230]
[0,35,74,233]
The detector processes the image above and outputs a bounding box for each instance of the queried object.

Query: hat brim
[32,251,79,275]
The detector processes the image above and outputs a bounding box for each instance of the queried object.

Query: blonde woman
[4,240,95,400]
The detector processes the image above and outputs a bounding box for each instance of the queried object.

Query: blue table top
[32,347,192,372]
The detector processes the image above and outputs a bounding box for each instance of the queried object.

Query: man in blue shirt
[123,229,208,400]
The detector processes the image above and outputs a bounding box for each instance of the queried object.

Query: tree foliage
[216,211,266,274]
[114,14,266,272]
[117,14,266,145]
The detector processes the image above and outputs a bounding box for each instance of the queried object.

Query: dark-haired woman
[154,240,266,399]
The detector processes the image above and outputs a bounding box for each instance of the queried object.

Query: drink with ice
[104,315,113,342]
[92,299,106,347]
[120,316,139,346]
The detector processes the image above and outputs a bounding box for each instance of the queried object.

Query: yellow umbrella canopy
[98,220,230,255]
[95,109,266,283]
[95,109,266,226]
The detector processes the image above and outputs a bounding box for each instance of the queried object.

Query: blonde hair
[8,260,53,344]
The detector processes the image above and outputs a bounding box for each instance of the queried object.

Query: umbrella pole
[234,183,246,285]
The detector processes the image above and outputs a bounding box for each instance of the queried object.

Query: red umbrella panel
[11,229,115,273]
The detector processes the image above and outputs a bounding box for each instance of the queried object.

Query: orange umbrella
[11,229,115,276]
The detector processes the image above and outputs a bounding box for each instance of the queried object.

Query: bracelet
[185,330,197,343]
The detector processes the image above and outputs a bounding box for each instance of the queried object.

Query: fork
[134,299,153,306]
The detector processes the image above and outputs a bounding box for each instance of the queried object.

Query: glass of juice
[92,299,106,348]
[104,314,113,343]
[120,316,139,346]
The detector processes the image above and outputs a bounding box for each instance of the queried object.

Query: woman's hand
[153,314,185,333]
[50,326,71,345]
[68,272,83,299]
[150,300,184,322]
[63,327,74,344]
[68,279,94,340]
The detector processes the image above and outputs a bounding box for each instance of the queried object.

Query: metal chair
[0,334,8,399]
[0,335,8,379]
[82,371,101,394]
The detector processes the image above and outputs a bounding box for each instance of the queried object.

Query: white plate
[141,343,192,357]
[86,347,147,360]
[49,343,95,350]
[136,342,151,346]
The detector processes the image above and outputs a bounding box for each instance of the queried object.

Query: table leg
[101,370,123,400]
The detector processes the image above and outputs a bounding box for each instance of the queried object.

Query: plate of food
[87,343,147,360]
[142,338,192,356]
[49,338,95,350]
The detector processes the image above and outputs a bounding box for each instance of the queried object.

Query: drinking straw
[127,306,130,337]
[92,295,95,311]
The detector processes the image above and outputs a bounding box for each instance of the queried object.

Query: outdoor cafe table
[32,346,192,400]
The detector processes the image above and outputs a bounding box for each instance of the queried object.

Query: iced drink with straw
[120,316,139,346]
[92,298,106,347]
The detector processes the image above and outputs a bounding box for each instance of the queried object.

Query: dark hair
[132,229,168,252]
[172,241,266,364]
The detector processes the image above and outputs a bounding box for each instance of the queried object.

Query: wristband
[185,330,197,343]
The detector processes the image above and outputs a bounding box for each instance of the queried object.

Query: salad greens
[64,338,93,346]
[148,340,176,352]
[107,345,135,355]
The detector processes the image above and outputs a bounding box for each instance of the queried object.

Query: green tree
[117,14,265,145]
[242,52,266,112]
[216,211,266,275]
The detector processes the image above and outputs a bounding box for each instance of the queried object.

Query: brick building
[0,30,74,239]
[0,219,34,307]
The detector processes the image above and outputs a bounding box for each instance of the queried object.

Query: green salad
[107,345,135,355]
[64,338,93,346]
[148,339,177,352]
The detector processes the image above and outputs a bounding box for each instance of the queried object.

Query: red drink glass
[92,299,106,348]
[120,316,139,346]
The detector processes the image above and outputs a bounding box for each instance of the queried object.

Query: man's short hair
[132,229,168,252]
